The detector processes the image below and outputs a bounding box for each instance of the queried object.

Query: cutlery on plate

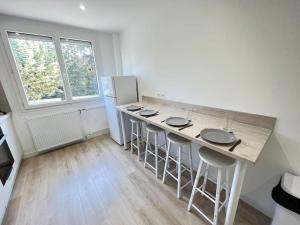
[161,117,169,123]
[178,124,193,131]
[195,133,201,138]
[228,139,241,152]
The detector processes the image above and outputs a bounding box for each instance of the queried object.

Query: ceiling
[0,0,166,31]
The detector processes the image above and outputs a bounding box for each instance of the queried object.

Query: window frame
[1,30,102,110]
[59,37,101,100]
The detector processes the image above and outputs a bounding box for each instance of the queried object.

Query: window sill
[21,96,104,112]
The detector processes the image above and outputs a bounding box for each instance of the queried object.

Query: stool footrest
[191,204,213,225]
[195,186,227,212]
[181,180,192,190]
[166,170,178,181]
[145,162,157,172]
[146,150,166,161]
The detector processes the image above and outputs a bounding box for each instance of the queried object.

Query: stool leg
[144,131,149,168]
[188,159,203,211]
[201,164,209,194]
[155,132,158,178]
[162,140,171,184]
[177,145,182,199]
[141,122,145,147]
[213,169,222,225]
[188,143,194,185]
[131,122,134,154]
[164,132,170,168]
[136,123,140,161]
[164,131,168,150]
[225,168,230,212]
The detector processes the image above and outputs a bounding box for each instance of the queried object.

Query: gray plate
[126,105,142,111]
[139,109,158,116]
[200,128,236,144]
[166,117,189,127]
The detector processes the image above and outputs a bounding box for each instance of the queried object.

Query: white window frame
[1,30,102,110]
[59,37,101,101]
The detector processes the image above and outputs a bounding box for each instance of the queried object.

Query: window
[60,39,99,99]
[7,32,100,108]
[8,32,66,105]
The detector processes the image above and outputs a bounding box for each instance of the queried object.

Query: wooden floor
[4,135,271,225]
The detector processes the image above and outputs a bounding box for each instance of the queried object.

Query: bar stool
[188,146,236,225]
[144,124,167,178]
[162,133,194,199]
[130,118,144,161]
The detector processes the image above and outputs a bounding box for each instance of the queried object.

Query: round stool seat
[130,118,141,123]
[199,146,235,169]
[167,133,191,144]
[146,124,164,133]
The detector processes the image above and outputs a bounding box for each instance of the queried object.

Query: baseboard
[23,128,110,159]
[86,128,109,139]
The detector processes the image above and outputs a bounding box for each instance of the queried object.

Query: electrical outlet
[156,93,166,98]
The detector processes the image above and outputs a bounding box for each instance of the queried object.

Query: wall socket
[156,93,166,98]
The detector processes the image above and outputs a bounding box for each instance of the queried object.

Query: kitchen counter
[117,100,274,165]
[117,96,276,225]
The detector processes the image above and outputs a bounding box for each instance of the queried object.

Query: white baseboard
[86,128,109,139]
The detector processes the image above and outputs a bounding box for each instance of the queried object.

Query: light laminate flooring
[3,135,271,225]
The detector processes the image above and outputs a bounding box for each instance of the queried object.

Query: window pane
[8,32,65,105]
[60,39,99,98]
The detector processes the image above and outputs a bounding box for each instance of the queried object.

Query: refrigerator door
[113,76,138,105]
[103,96,123,144]
[101,76,116,97]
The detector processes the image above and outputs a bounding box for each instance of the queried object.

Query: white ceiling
[0,0,165,31]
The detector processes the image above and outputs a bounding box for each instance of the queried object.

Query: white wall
[0,15,119,156]
[121,0,300,217]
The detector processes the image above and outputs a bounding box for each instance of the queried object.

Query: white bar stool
[188,146,236,225]
[144,124,167,178]
[130,118,144,161]
[162,133,194,199]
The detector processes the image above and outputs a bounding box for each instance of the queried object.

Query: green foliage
[9,37,99,105]
[61,41,98,97]
[9,38,64,103]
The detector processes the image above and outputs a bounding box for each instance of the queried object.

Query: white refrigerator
[101,76,138,145]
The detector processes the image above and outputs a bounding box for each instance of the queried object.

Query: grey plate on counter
[200,128,236,144]
[166,117,189,127]
[139,109,158,116]
[126,105,142,111]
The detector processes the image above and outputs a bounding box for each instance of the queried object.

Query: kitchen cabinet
[0,114,22,223]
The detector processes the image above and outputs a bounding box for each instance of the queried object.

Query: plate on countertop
[126,105,142,111]
[166,117,190,127]
[200,128,236,144]
[139,109,158,117]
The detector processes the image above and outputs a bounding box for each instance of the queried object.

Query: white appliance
[272,172,300,225]
[101,76,138,145]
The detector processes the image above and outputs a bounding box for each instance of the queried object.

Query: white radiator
[27,110,84,152]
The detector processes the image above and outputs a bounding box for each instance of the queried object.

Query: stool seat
[167,133,191,144]
[146,124,164,133]
[199,147,235,169]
